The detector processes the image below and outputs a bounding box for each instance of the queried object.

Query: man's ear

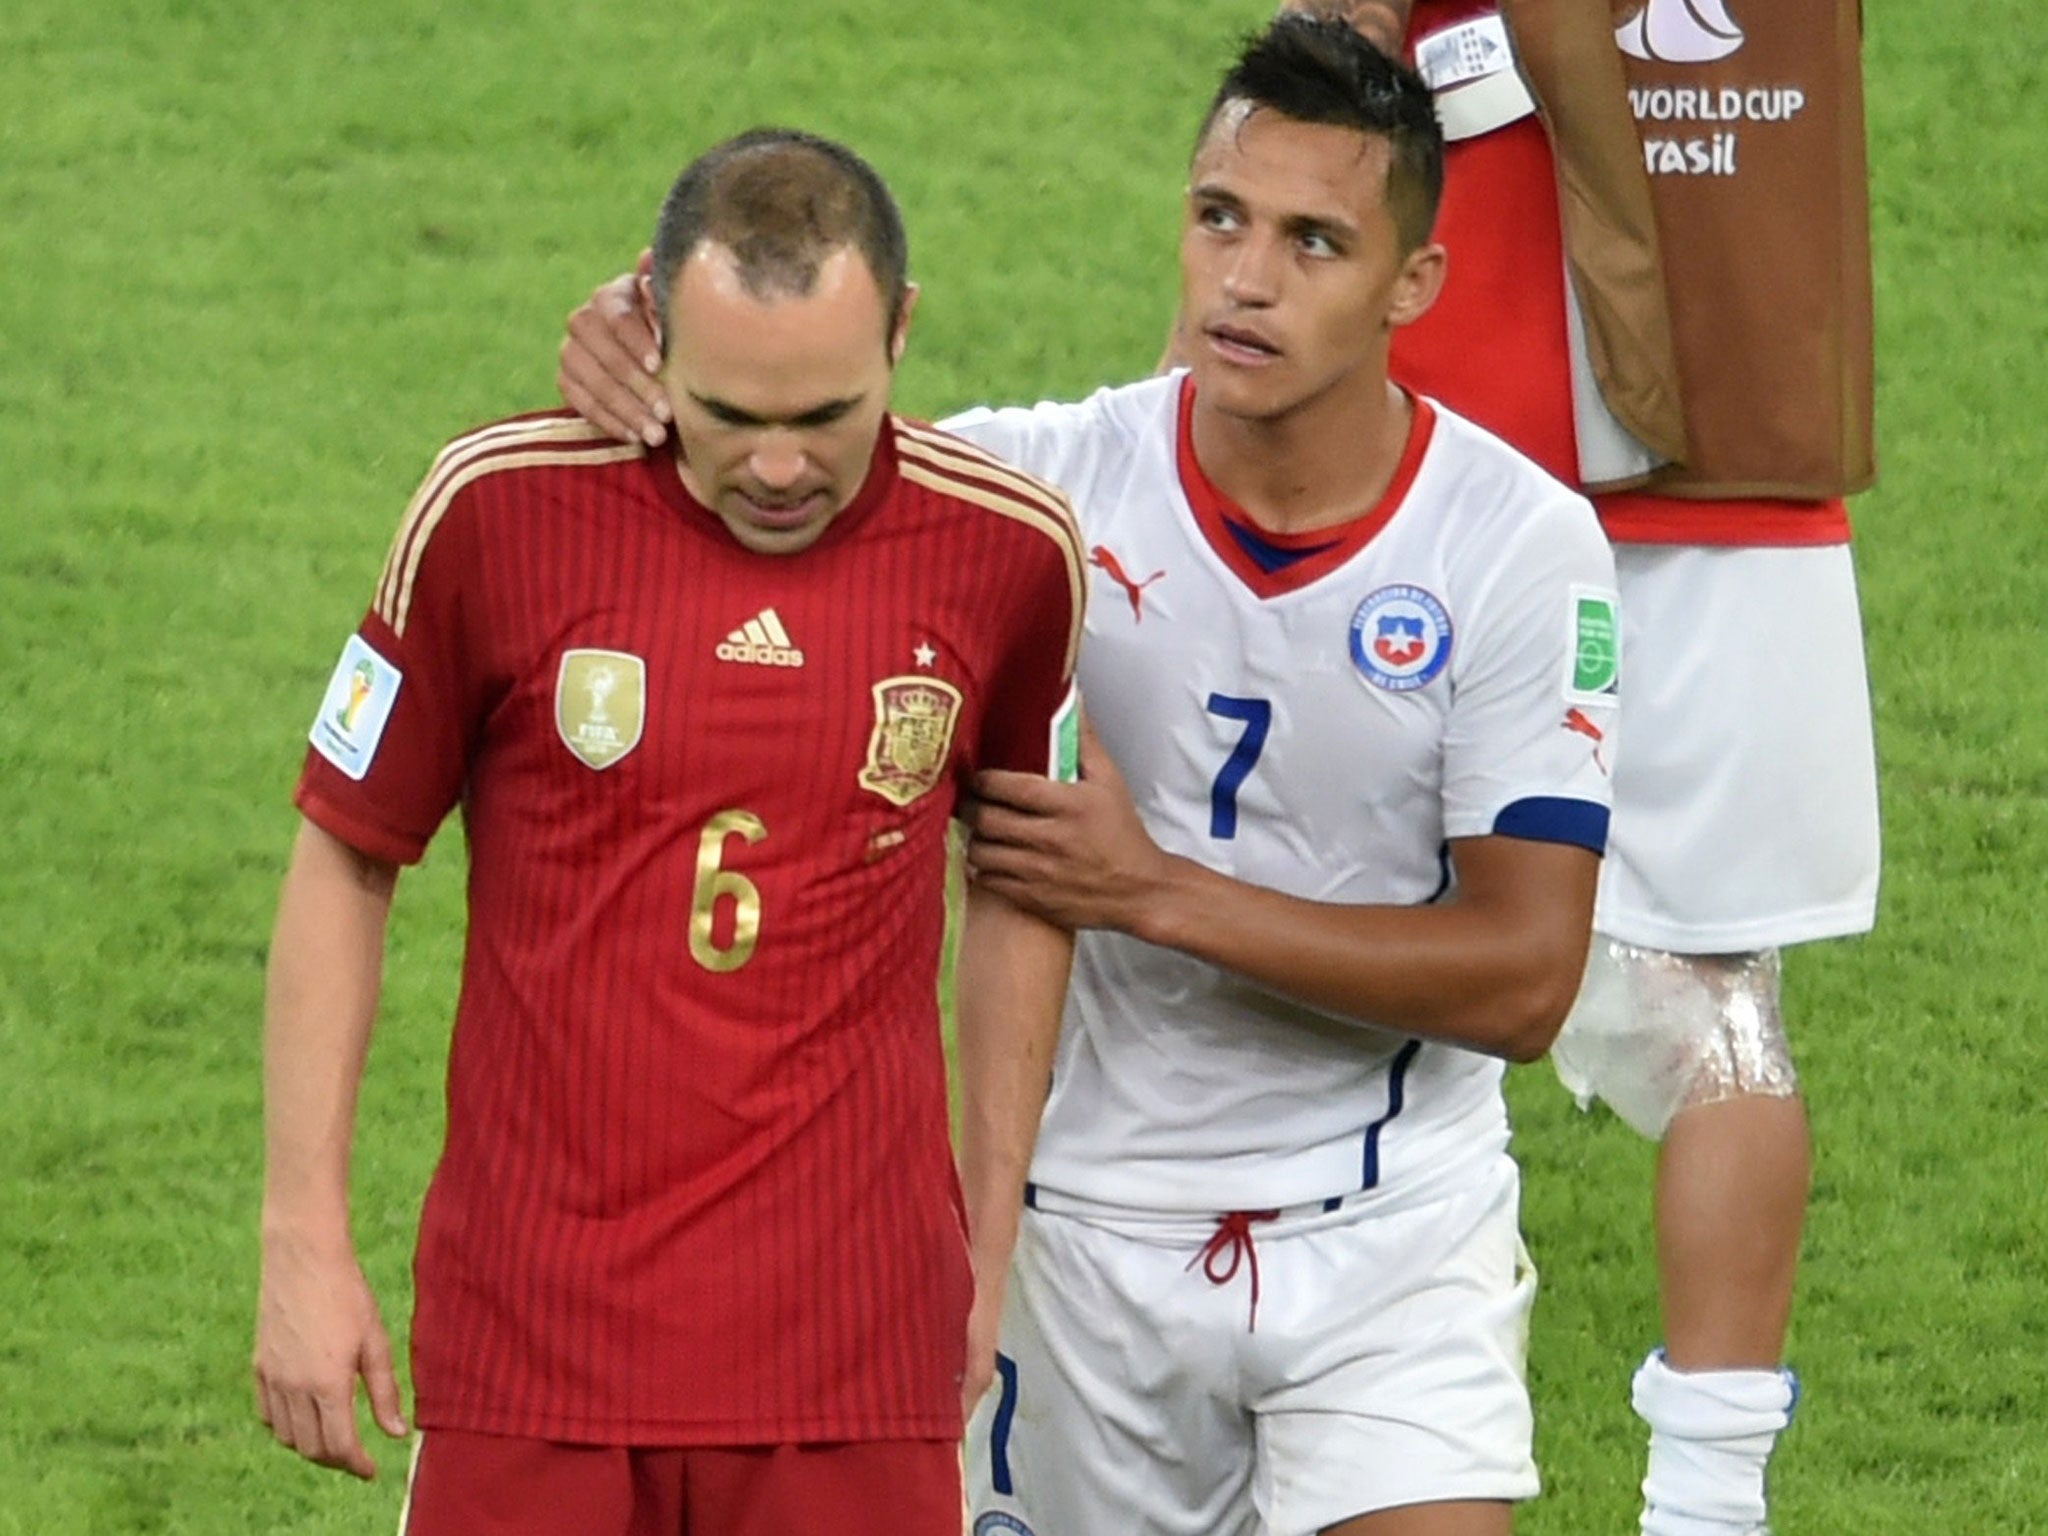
[637,271,665,357]
[1387,242,1448,331]
[889,281,921,366]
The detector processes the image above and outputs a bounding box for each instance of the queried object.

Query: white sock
[1633,1347,1798,1536]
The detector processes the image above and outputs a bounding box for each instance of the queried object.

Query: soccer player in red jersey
[254,129,1086,1536]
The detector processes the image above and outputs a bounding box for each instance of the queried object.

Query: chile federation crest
[1349,584,1454,692]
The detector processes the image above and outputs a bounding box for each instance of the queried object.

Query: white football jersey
[947,373,1618,1214]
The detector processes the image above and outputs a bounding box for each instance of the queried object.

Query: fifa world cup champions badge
[859,677,964,807]
[556,649,647,770]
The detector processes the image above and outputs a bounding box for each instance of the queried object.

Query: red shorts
[399,1429,962,1536]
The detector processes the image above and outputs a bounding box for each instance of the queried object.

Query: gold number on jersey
[689,809,767,972]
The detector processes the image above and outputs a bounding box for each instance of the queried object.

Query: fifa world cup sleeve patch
[310,634,403,781]
[1564,586,1622,706]
[1049,686,1081,783]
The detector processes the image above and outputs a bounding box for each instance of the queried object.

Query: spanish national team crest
[556,649,646,770]
[1349,584,1454,692]
[859,676,964,806]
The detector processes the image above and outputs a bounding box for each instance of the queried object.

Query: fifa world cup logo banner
[1605,0,1875,496]
[1466,0,1875,498]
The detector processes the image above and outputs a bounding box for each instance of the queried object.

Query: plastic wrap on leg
[1553,942,1796,1141]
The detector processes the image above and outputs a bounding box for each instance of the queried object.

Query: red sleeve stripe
[373,419,638,635]
[894,433,1087,678]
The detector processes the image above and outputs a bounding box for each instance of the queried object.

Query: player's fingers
[314,1390,378,1480]
[970,768,1065,815]
[361,1326,411,1440]
[961,843,1017,884]
[564,301,668,407]
[965,866,1021,902]
[279,1387,326,1461]
[962,832,1058,884]
[592,274,662,373]
[558,366,658,449]
[253,1376,282,1441]
[960,802,1051,857]
[559,325,667,447]
[573,284,664,389]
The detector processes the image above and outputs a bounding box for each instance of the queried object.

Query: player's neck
[1190,372,1412,536]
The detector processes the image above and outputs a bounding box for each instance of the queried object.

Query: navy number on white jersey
[1205,694,1272,840]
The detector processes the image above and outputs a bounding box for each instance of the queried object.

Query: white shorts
[1599,543,1881,952]
[964,1158,1539,1536]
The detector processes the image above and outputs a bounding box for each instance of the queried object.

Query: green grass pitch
[3,1,2045,1530]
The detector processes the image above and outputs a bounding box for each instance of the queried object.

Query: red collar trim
[1175,374,1437,598]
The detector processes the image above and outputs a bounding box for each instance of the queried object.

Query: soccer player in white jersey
[557,20,1613,1533]
[949,21,1614,1536]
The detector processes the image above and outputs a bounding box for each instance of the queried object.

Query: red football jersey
[1394,3,1850,547]
[296,411,1085,1445]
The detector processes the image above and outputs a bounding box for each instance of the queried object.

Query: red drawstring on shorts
[1189,1209,1281,1331]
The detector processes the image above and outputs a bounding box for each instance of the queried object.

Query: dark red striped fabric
[297,411,1081,1444]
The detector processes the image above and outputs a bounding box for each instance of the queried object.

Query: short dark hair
[649,128,910,353]
[1196,15,1444,251]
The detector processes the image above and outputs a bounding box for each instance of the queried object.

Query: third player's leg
[1656,1092,1811,1369]
[1584,543,1876,1534]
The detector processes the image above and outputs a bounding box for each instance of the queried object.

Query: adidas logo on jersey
[716,609,806,668]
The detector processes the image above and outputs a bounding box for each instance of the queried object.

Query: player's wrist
[968,1240,1014,1296]
[260,1198,356,1259]
[1126,853,1206,950]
